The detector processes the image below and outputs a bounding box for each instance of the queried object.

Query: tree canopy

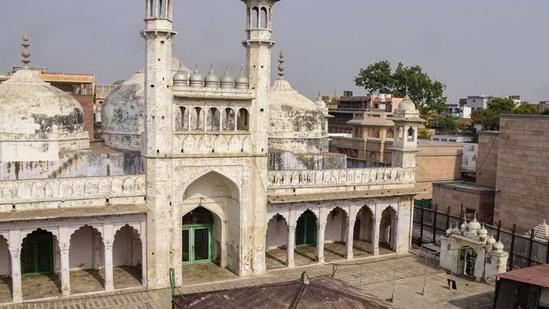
[354,60,447,118]
[471,97,539,131]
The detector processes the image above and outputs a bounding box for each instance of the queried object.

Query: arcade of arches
[265,201,409,269]
[0,215,145,303]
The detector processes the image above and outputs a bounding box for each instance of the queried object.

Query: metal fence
[413,199,549,271]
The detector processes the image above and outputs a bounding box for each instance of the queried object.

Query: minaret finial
[277,51,285,80]
[21,32,31,69]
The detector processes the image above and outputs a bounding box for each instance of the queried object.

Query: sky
[1,0,549,104]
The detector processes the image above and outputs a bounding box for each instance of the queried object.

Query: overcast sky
[1,0,548,104]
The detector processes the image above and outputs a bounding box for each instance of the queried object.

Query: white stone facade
[0,0,423,304]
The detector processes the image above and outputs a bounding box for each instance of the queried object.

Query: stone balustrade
[0,175,146,206]
[268,167,415,189]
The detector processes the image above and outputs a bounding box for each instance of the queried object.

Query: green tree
[354,60,447,118]
[471,97,535,131]
[513,104,538,115]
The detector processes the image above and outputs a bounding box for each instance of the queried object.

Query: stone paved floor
[0,251,495,309]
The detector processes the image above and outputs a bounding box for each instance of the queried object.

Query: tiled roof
[497,264,549,288]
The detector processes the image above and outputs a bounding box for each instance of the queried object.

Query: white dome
[0,69,88,153]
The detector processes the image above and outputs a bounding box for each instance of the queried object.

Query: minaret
[142,0,176,157]
[241,0,280,154]
[141,0,177,289]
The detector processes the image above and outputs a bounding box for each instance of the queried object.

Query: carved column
[317,223,326,263]
[104,239,114,291]
[9,247,22,303]
[59,242,71,296]
[287,225,296,268]
[372,216,381,256]
[346,218,355,260]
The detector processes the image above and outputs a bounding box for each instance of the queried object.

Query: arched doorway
[21,229,60,300]
[296,210,317,246]
[0,235,11,302]
[21,229,54,276]
[380,207,397,251]
[294,210,317,264]
[113,225,143,289]
[182,206,215,264]
[324,207,347,261]
[69,225,104,294]
[265,214,288,269]
[354,206,374,256]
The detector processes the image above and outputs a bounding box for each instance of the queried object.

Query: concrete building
[0,0,421,304]
[327,95,462,200]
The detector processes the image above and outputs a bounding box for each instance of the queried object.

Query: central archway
[181,171,240,275]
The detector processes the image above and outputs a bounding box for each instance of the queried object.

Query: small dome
[486,235,496,246]
[397,95,416,113]
[173,70,188,84]
[220,67,234,89]
[494,241,504,252]
[446,224,453,236]
[315,93,327,109]
[235,66,249,89]
[204,65,219,88]
[468,216,481,233]
[189,65,203,88]
[478,223,488,238]
[453,226,461,234]
[460,220,468,232]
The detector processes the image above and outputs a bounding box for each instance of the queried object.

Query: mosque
[0,0,422,304]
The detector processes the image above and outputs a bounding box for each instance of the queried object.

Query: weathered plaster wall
[268,151,346,170]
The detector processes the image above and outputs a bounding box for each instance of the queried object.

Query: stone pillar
[346,219,355,260]
[392,215,401,253]
[9,247,22,303]
[104,240,114,291]
[59,242,71,296]
[287,225,296,267]
[372,216,381,256]
[317,223,326,263]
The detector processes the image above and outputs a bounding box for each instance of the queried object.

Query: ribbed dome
[220,67,235,89]
[235,67,249,89]
[204,66,219,88]
[189,65,203,88]
[0,69,85,136]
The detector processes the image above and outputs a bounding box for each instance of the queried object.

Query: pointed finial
[224,65,230,76]
[278,50,285,79]
[193,62,199,73]
[208,64,214,74]
[21,32,31,69]
[239,64,245,76]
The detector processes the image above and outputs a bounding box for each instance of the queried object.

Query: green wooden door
[182,224,213,264]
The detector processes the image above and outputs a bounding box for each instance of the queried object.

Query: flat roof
[433,181,495,194]
[0,204,147,222]
[497,264,549,288]
[268,188,418,204]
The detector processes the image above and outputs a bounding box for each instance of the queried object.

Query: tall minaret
[241,0,280,154]
[141,0,176,289]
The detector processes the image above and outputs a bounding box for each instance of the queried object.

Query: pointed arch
[69,225,104,271]
[380,206,398,251]
[266,214,288,250]
[325,207,347,244]
[113,224,143,287]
